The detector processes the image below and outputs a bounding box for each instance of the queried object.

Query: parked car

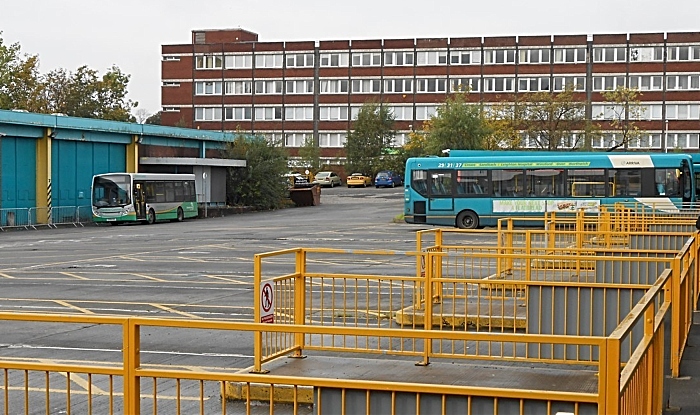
[312,171,342,188]
[374,171,403,188]
[346,172,373,188]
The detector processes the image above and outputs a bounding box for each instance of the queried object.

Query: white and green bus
[91,173,198,225]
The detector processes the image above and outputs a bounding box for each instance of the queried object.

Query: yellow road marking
[0,272,15,279]
[0,386,208,401]
[202,275,247,283]
[150,304,201,319]
[53,300,94,314]
[130,273,166,282]
[59,272,89,280]
[119,255,145,261]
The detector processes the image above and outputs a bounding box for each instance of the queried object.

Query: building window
[195,107,222,121]
[593,47,627,62]
[552,76,585,91]
[351,79,381,93]
[254,80,283,94]
[286,79,314,94]
[389,106,413,121]
[553,47,586,63]
[254,54,283,69]
[285,132,312,147]
[629,75,664,91]
[196,55,223,69]
[195,81,222,95]
[320,52,349,67]
[254,107,283,121]
[320,79,349,94]
[517,77,551,92]
[384,51,414,66]
[319,132,347,147]
[666,104,700,120]
[450,78,480,93]
[162,82,180,87]
[415,105,438,120]
[319,106,349,121]
[483,49,516,64]
[225,54,253,69]
[483,77,515,92]
[668,45,700,61]
[384,78,413,93]
[416,50,448,65]
[225,107,252,121]
[351,52,381,67]
[629,46,664,62]
[416,78,447,93]
[666,74,700,90]
[284,106,314,120]
[162,55,181,62]
[286,53,315,68]
[162,107,180,112]
[225,81,252,95]
[450,50,481,65]
[592,75,627,91]
[518,48,550,64]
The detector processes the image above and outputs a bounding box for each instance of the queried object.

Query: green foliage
[297,135,321,172]
[145,111,162,125]
[0,33,136,121]
[223,134,289,209]
[600,86,646,151]
[345,101,395,175]
[423,92,492,155]
[519,86,587,150]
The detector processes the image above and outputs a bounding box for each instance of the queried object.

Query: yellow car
[346,172,373,188]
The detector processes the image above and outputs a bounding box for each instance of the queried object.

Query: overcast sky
[1,0,698,117]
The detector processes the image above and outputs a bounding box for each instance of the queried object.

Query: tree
[600,86,646,151]
[483,100,525,150]
[345,101,395,175]
[222,133,289,209]
[0,33,136,121]
[519,86,587,150]
[134,108,151,124]
[422,92,492,155]
[145,111,162,125]
[297,135,321,173]
[0,33,42,111]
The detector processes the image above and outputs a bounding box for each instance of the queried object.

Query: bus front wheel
[456,210,479,229]
[176,207,184,222]
[147,209,156,225]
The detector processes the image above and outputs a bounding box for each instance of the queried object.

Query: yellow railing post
[418,251,434,366]
[293,248,307,357]
[671,256,681,377]
[604,336,621,415]
[123,318,140,414]
[252,254,264,373]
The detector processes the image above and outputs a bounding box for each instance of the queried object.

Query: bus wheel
[176,207,184,222]
[147,209,156,225]
[456,210,478,229]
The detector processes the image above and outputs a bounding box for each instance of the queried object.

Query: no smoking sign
[260,282,274,323]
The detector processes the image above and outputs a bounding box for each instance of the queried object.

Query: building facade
[161,29,700,162]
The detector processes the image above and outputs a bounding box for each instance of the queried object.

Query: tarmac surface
[668,310,700,414]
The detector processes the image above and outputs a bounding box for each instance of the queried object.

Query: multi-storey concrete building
[161,29,700,163]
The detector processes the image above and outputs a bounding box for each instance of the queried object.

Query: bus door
[680,160,693,205]
[428,171,454,211]
[133,182,147,220]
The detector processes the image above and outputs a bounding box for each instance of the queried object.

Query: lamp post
[202,172,208,218]
[664,119,669,153]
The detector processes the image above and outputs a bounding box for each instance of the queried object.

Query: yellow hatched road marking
[53,300,94,314]
[130,273,166,282]
[202,275,248,283]
[0,272,15,279]
[59,272,89,280]
[151,304,201,319]
[38,359,110,395]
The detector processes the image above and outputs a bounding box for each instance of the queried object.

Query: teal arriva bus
[92,173,198,225]
[404,151,695,228]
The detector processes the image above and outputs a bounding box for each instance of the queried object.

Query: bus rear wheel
[456,210,479,229]
[147,209,156,225]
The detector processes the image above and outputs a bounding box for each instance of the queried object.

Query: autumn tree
[483,100,525,150]
[519,86,587,150]
[600,86,646,151]
[0,33,137,121]
[145,111,162,125]
[345,101,395,175]
[422,92,492,155]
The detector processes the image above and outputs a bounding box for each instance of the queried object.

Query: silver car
[312,171,342,188]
